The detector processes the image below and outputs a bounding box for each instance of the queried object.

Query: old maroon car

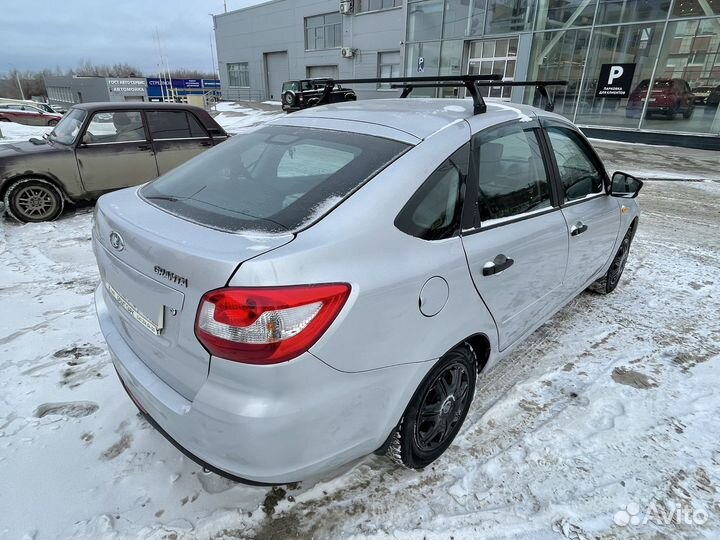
[0,103,64,126]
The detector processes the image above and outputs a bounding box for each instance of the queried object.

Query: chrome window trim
[81,140,148,146]
[562,191,606,207]
[152,136,210,142]
[462,206,559,235]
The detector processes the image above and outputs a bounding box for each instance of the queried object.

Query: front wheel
[4,178,65,223]
[384,344,476,469]
[590,228,633,294]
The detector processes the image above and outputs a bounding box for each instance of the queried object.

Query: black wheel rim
[14,185,58,221]
[414,362,471,453]
[608,237,630,287]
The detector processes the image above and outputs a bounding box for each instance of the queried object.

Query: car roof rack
[316,76,568,114]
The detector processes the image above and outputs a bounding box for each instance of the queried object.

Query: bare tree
[73,59,143,77]
[167,68,217,80]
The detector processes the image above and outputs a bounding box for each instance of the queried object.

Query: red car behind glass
[626,78,695,119]
[0,103,64,126]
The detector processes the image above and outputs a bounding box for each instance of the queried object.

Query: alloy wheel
[608,236,631,287]
[14,185,59,221]
[414,362,471,453]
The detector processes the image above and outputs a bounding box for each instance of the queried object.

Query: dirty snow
[1,106,720,540]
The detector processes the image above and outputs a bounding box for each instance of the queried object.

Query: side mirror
[611,171,643,198]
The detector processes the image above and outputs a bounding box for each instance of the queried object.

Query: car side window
[546,127,604,201]
[84,111,146,144]
[473,122,552,223]
[147,111,207,140]
[395,146,466,241]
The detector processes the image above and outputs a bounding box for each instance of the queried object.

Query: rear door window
[472,122,552,224]
[141,125,409,232]
[147,110,207,140]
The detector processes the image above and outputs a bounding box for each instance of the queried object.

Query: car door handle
[200,140,212,147]
[482,254,514,276]
[137,143,152,151]
[570,222,588,236]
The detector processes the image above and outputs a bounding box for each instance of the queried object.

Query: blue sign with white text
[146,78,220,97]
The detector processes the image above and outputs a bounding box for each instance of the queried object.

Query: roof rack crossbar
[313,76,566,114]
[316,75,501,114]
[393,80,568,112]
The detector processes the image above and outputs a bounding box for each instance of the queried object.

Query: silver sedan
[93,98,642,484]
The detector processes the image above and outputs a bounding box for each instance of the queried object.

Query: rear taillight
[195,284,351,364]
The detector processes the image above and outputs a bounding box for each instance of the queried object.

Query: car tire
[282,91,297,108]
[383,344,476,469]
[48,119,59,126]
[590,227,633,295]
[4,178,65,223]
[683,105,693,119]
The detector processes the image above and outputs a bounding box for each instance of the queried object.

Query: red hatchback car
[0,103,64,126]
[626,78,695,119]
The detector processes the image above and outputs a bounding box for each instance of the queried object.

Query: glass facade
[405,0,720,135]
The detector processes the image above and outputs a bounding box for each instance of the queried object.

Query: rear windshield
[140,125,409,233]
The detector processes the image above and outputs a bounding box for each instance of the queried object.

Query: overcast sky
[0,0,248,75]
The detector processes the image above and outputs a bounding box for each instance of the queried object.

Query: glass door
[467,37,519,99]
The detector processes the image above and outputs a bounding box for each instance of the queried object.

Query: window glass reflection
[407,0,444,41]
[443,0,486,38]
[535,0,596,30]
[641,18,720,133]
[597,0,671,24]
[575,23,665,129]
[485,0,537,34]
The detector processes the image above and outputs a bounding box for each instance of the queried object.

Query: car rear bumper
[95,284,432,484]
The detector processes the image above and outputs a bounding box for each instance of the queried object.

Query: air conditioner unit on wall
[341,47,354,58]
[340,1,353,14]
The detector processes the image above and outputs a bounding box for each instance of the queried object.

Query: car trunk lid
[93,187,294,400]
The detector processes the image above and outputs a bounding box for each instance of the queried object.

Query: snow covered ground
[0,121,52,143]
[1,107,719,540]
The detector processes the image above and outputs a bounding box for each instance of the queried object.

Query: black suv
[281,79,357,112]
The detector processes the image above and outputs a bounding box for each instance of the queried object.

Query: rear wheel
[282,90,297,108]
[4,178,65,223]
[590,228,633,294]
[48,118,59,126]
[384,344,476,469]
